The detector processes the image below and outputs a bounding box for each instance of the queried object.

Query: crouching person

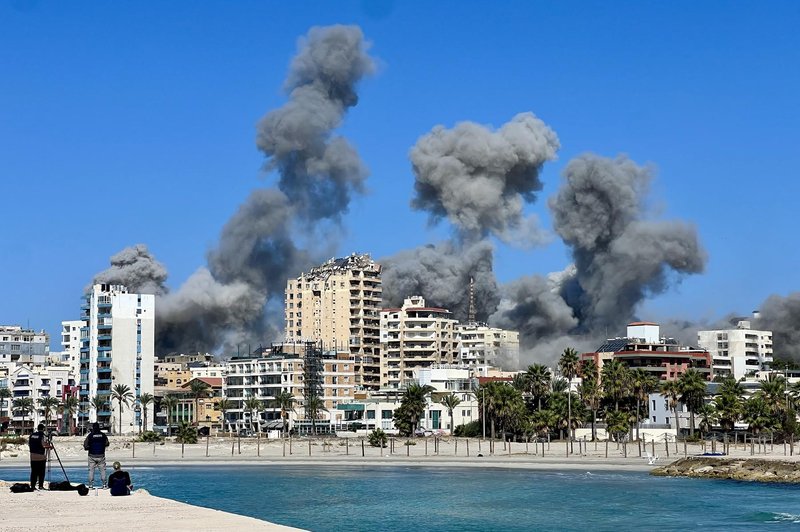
[108,461,133,496]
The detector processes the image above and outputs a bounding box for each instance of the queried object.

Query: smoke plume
[549,154,707,332]
[93,25,374,354]
[381,240,500,322]
[410,112,559,245]
[756,293,800,360]
[91,244,168,295]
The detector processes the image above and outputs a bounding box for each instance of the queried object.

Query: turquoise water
[3,464,800,530]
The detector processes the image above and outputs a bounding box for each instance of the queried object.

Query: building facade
[380,296,459,389]
[0,325,49,364]
[582,322,713,382]
[285,254,382,390]
[697,319,773,380]
[79,284,155,433]
[456,324,520,369]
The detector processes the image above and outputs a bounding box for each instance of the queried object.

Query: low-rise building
[697,317,773,380]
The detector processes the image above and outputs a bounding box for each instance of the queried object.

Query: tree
[0,387,11,420]
[601,360,630,410]
[661,380,681,433]
[12,397,34,434]
[579,360,603,441]
[175,421,198,444]
[696,403,717,437]
[305,396,328,435]
[559,347,580,444]
[215,397,234,435]
[630,369,658,441]
[60,396,79,435]
[111,384,134,435]
[393,383,434,437]
[139,393,154,433]
[189,380,211,425]
[492,384,526,438]
[273,391,295,437]
[439,393,462,435]
[244,397,262,432]
[161,395,179,436]
[525,364,551,410]
[743,395,773,436]
[713,390,742,432]
[478,381,501,439]
[38,396,59,429]
[368,428,388,448]
[605,409,630,442]
[678,369,707,437]
[91,395,109,426]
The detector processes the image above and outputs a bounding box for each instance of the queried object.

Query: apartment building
[285,253,382,391]
[380,296,459,389]
[456,324,520,369]
[79,284,155,434]
[697,317,773,380]
[0,325,49,364]
[581,322,713,382]
[5,363,76,432]
[224,345,356,433]
[56,320,84,378]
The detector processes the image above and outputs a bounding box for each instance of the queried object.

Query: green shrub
[368,429,388,448]
[137,431,163,443]
[454,420,481,437]
[1,436,25,445]
[175,422,198,444]
[404,440,416,446]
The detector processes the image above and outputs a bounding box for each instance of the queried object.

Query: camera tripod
[46,432,71,485]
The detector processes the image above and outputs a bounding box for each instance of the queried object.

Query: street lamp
[134,404,142,435]
[482,387,486,440]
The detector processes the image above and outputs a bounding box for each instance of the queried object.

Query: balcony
[97,378,113,385]
[97,312,112,319]
[98,346,112,352]
[97,366,112,374]
[97,355,112,362]
[97,334,112,341]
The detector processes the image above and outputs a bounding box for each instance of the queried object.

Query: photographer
[28,423,52,490]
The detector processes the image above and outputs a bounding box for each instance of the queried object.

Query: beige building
[285,253,382,391]
[380,296,459,389]
[456,324,520,369]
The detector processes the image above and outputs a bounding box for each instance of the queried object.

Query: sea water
[3,464,800,530]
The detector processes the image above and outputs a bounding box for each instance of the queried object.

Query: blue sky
[1,0,799,347]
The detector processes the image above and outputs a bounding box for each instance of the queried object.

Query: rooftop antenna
[467,277,476,325]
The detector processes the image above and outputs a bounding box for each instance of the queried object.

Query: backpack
[10,483,35,493]
[48,481,90,496]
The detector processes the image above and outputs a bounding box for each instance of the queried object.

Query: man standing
[28,423,51,490]
[83,422,109,489]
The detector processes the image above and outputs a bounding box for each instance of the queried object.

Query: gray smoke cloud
[549,154,707,332]
[91,244,168,295]
[256,24,374,221]
[756,293,800,360]
[93,25,374,355]
[410,112,559,245]
[380,240,500,323]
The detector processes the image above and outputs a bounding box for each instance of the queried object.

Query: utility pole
[482,387,486,440]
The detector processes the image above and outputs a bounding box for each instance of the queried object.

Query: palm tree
[630,369,658,441]
[605,409,630,442]
[12,397,34,434]
[601,360,630,410]
[661,380,681,433]
[216,397,234,435]
[60,396,79,435]
[678,369,707,437]
[760,376,787,416]
[478,382,499,439]
[559,347,580,444]
[492,384,525,438]
[525,364,552,410]
[439,393,462,435]
[91,394,109,426]
[400,383,435,436]
[305,395,328,435]
[161,395,179,436]
[139,393,154,433]
[0,387,11,420]
[189,380,211,425]
[743,395,773,436]
[111,384,134,435]
[244,397,262,432]
[273,391,295,437]
[579,360,602,441]
[696,403,717,437]
[38,396,60,430]
[713,390,742,432]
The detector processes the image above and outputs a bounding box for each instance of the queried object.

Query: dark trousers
[30,460,46,489]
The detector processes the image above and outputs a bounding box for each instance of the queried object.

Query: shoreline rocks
[651,457,800,483]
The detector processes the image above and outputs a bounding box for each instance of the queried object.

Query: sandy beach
[2,434,798,471]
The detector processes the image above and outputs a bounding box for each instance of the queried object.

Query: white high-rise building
[697,318,773,380]
[79,284,155,433]
[58,320,84,378]
[456,324,520,369]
